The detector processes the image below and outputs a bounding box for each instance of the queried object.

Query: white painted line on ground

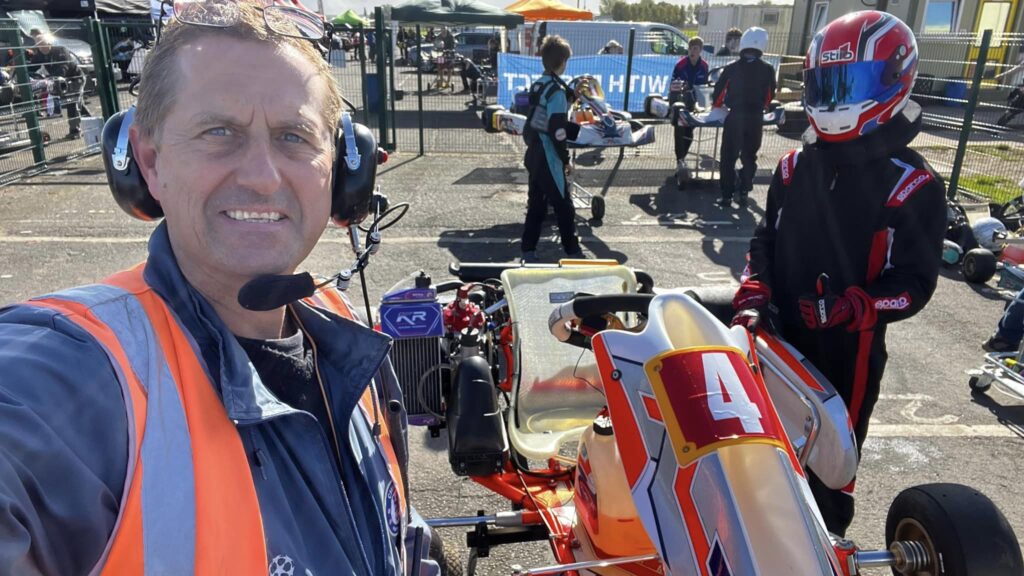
[870,424,1020,438]
[0,234,754,245]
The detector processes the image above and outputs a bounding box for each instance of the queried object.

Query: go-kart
[481,75,655,149]
[642,81,785,129]
[380,260,1023,575]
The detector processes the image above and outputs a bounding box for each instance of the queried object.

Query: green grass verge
[958,173,1022,203]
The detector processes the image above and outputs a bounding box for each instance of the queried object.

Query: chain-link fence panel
[0,17,101,184]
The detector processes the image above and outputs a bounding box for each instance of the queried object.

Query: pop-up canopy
[389,0,524,28]
[504,0,592,21]
[331,9,369,28]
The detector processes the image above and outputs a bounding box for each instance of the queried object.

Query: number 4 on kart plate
[647,348,785,466]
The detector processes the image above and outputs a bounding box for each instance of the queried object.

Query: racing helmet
[972,217,1008,251]
[804,11,918,142]
[739,27,768,55]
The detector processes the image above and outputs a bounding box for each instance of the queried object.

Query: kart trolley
[482,75,657,224]
[643,80,785,190]
[968,343,1024,400]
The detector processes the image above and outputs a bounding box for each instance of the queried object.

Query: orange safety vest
[27,263,407,574]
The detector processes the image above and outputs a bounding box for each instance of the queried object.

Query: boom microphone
[238,273,318,311]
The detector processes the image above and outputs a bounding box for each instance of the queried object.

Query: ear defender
[100,107,380,224]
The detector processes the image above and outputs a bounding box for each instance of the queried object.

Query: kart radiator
[379,282,447,425]
[389,337,446,424]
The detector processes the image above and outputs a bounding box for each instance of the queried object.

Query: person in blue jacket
[671,36,709,176]
[521,35,585,263]
[0,3,438,575]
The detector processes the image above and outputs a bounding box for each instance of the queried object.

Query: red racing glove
[798,274,872,331]
[731,277,771,331]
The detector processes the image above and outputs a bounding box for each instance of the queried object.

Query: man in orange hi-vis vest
[0,2,442,575]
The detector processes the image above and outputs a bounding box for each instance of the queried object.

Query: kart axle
[425,510,536,528]
[854,541,930,574]
[509,553,660,575]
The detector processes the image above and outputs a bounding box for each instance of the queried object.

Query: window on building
[762,10,780,26]
[922,0,959,33]
[811,2,829,33]
[976,1,1011,47]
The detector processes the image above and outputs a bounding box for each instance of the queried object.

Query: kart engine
[381,272,509,476]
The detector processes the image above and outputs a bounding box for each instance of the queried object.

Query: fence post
[388,27,397,152]
[948,28,991,200]
[619,28,636,162]
[416,24,424,156]
[374,7,390,151]
[359,25,369,126]
[87,18,117,118]
[5,27,45,166]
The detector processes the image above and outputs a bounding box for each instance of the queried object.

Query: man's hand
[798,274,865,330]
[564,161,574,179]
[730,277,770,331]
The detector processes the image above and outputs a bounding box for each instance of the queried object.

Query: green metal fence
[912,31,1024,203]
[0,17,103,185]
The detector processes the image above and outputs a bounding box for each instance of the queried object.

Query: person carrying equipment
[671,36,709,176]
[730,11,946,537]
[520,35,585,263]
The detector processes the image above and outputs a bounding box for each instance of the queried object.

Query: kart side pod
[446,355,509,476]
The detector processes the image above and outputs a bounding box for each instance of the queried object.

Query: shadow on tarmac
[970,390,1024,437]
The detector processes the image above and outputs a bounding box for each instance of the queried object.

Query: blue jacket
[672,56,709,88]
[0,223,437,576]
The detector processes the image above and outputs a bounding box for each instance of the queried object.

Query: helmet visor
[803,60,901,108]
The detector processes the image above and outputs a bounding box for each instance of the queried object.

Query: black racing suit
[711,53,776,200]
[521,73,582,257]
[746,103,947,535]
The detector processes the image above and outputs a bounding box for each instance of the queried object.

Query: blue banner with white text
[496,53,781,114]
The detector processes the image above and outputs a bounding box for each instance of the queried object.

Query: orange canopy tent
[504,0,593,21]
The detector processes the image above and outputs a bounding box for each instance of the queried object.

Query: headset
[101,105,381,224]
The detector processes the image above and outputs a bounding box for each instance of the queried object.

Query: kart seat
[500,264,638,461]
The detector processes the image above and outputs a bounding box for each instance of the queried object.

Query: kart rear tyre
[430,529,465,576]
[590,195,605,222]
[962,248,997,284]
[885,483,1023,576]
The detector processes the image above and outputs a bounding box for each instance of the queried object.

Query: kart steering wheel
[548,293,655,349]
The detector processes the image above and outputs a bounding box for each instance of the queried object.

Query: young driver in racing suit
[520,35,584,263]
[730,11,946,536]
[711,27,777,207]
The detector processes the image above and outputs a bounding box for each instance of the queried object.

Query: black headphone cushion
[331,121,378,225]
[101,110,163,221]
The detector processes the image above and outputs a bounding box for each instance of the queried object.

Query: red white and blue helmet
[804,11,918,142]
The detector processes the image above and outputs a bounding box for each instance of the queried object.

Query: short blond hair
[134,3,341,141]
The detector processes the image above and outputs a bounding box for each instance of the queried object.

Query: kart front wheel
[885,483,1023,575]
[968,375,991,394]
[430,529,465,576]
[590,195,605,222]
[962,248,997,284]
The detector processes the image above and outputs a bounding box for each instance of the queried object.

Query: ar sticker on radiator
[549,291,576,303]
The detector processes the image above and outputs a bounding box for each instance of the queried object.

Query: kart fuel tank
[574,414,656,560]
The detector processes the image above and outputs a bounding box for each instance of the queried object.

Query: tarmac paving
[1,149,1022,575]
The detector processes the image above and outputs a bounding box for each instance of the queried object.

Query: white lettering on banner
[646,75,669,95]
[497,54,782,113]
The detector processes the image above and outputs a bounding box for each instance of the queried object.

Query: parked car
[408,31,495,71]
[0,10,97,92]
[529,20,689,57]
